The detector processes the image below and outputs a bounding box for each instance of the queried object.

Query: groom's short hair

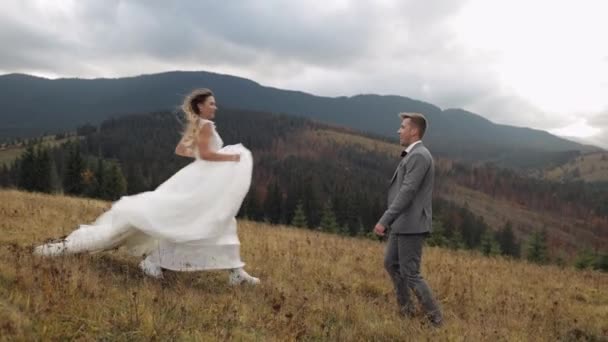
[399,112,427,138]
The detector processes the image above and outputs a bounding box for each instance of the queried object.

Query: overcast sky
[1,0,607,148]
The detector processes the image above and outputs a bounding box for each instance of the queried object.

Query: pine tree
[344,195,359,236]
[291,200,308,228]
[18,145,36,191]
[30,147,43,191]
[355,218,366,237]
[593,253,608,272]
[574,248,596,270]
[459,208,481,248]
[264,180,283,224]
[81,167,96,196]
[63,144,86,195]
[103,162,127,200]
[320,200,339,233]
[302,181,320,228]
[428,220,449,247]
[48,156,61,193]
[497,221,519,257]
[126,164,147,194]
[34,147,53,193]
[6,159,20,187]
[0,164,10,187]
[448,227,466,250]
[526,229,548,264]
[480,230,501,256]
[93,158,106,198]
[247,192,264,221]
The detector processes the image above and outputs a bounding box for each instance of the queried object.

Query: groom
[374,112,443,327]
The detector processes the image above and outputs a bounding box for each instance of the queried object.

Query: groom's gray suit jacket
[379,142,434,234]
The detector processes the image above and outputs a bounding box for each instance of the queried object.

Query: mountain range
[0,71,600,168]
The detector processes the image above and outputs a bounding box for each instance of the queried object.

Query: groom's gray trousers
[384,232,441,317]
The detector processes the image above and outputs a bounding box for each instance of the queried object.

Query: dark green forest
[1,110,606,270]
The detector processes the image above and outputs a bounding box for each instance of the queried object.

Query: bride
[34,88,260,285]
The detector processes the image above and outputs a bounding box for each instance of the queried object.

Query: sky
[1,0,607,148]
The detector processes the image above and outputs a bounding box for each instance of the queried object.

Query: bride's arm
[175,141,194,158]
[197,123,240,162]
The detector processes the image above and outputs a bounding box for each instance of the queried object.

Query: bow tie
[400,150,408,158]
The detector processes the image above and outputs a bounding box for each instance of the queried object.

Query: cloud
[586,110,608,148]
[589,110,608,127]
[0,0,607,142]
[0,1,388,74]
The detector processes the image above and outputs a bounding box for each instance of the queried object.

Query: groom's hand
[374,223,386,236]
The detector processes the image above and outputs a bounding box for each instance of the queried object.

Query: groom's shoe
[427,311,444,328]
[399,305,416,318]
[228,268,260,286]
[139,259,164,279]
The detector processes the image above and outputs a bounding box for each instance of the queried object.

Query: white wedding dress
[35,119,255,280]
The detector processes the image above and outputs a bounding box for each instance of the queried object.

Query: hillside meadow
[544,152,608,183]
[0,189,606,341]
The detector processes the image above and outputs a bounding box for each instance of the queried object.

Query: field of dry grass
[0,189,607,341]
[0,135,77,166]
[302,129,401,156]
[544,152,608,183]
[441,184,608,257]
[0,147,26,167]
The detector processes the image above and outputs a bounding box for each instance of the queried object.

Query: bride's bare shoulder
[198,118,215,128]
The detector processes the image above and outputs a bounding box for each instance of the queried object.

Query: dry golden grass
[442,184,608,256]
[302,129,401,156]
[0,135,77,166]
[0,189,607,341]
[544,152,608,183]
[0,148,24,167]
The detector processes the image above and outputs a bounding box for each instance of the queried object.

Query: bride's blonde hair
[180,88,214,147]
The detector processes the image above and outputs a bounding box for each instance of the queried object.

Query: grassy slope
[544,152,608,183]
[0,190,606,341]
[441,184,608,256]
[0,135,77,166]
[314,129,608,256]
